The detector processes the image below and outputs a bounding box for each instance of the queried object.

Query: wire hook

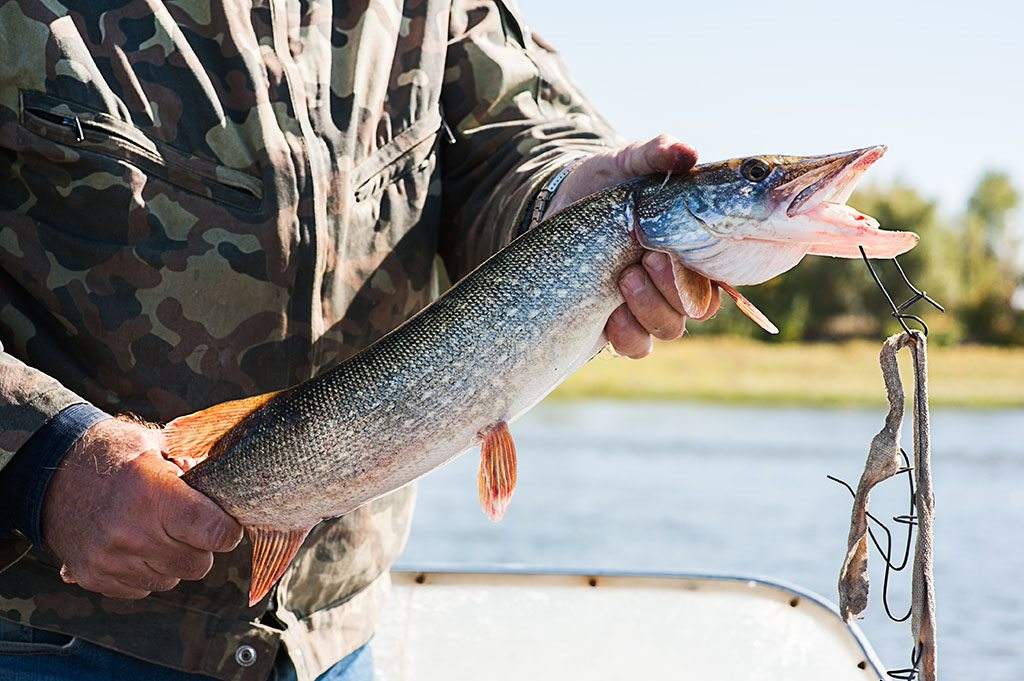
[859,246,945,337]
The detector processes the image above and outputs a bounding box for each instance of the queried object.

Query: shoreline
[549,337,1024,409]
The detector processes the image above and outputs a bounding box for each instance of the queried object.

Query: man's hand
[42,418,242,599]
[543,135,721,358]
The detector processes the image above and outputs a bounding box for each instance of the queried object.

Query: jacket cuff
[0,403,111,547]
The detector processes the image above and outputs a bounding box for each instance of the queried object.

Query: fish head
[632,146,920,285]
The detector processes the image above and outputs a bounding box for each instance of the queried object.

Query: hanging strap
[838,331,937,680]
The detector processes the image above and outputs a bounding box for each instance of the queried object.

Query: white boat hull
[373,568,886,681]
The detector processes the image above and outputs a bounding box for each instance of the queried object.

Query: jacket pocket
[20,90,264,212]
[0,619,81,656]
[351,108,441,203]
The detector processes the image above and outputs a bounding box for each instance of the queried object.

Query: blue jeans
[0,618,373,681]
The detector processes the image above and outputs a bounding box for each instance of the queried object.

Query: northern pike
[161,145,917,605]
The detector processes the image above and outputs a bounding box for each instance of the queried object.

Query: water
[399,402,1024,680]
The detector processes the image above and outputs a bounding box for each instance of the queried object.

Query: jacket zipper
[27,108,85,142]
[23,102,264,210]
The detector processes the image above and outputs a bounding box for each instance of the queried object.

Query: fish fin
[247,525,311,607]
[718,282,779,335]
[478,421,517,523]
[671,260,713,318]
[163,391,282,465]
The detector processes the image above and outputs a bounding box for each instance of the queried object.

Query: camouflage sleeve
[0,346,89,467]
[0,347,92,569]
[439,0,625,279]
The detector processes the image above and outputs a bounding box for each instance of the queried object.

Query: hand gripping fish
[162,146,917,605]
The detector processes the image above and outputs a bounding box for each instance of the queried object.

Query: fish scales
[159,148,920,605]
[181,183,641,530]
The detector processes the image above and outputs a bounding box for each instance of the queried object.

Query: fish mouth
[774,145,918,259]
[785,146,887,218]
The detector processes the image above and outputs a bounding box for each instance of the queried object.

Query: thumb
[147,455,243,553]
[616,134,698,177]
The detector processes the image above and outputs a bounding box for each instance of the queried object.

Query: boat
[373,567,887,680]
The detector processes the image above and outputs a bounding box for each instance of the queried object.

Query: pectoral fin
[671,260,713,319]
[478,421,517,522]
[247,526,311,606]
[162,391,282,468]
[718,282,779,335]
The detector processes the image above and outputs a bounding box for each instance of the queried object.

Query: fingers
[609,254,726,359]
[640,251,722,322]
[543,134,698,220]
[642,251,687,315]
[62,538,212,600]
[159,476,243,554]
[615,134,698,178]
[618,264,687,340]
[61,554,182,600]
[605,305,653,359]
[100,583,152,600]
[43,419,243,603]
[145,545,216,582]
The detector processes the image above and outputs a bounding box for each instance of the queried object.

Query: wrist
[0,403,111,548]
[41,418,157,557]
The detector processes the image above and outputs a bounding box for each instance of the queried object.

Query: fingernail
[623,270,647,294]
[609,306,628,326]
[644,252,668,273]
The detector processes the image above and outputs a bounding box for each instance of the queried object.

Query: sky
[517,0,1023,216]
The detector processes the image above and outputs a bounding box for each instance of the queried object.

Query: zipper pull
[438,105,456,145]
[26,107,87,142]
[63,115,85,142]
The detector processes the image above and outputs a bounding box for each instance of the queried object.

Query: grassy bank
[549,337,1024,408]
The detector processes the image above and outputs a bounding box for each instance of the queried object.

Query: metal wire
[858,246,945,337]
[824,251,944,680]
[887,642,924,680]
[827,448,916,622]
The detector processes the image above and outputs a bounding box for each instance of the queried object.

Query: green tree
[730,183,946,342]
[689,174,1023,345]
[958,172,1022,344]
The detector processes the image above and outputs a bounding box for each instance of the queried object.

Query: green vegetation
[551,172,1024,408]
[550,337,1024,408]
[686,171,1023,345]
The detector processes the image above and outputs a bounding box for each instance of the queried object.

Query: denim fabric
[0,619,373,681]
[0,403,111,546]
[271,643,373,681]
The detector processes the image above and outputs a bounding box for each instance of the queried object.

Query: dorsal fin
[163,391,281,465]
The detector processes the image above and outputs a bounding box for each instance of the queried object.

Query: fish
[161,145,917,605]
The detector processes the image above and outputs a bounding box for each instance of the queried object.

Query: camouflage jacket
[0,1,618,679]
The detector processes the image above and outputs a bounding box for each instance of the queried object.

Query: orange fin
[718,282,779,335]
[478,421,517,522]
[671,261,713,318]
[162,391,281,466]
[247,526,311,607]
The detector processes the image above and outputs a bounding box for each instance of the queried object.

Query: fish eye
[741,158,772,182]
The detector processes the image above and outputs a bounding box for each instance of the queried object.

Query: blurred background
[401,2,1023,679]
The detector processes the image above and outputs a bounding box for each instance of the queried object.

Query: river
[399,402,1023,680]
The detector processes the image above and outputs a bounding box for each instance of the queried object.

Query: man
[0,1,713,679]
